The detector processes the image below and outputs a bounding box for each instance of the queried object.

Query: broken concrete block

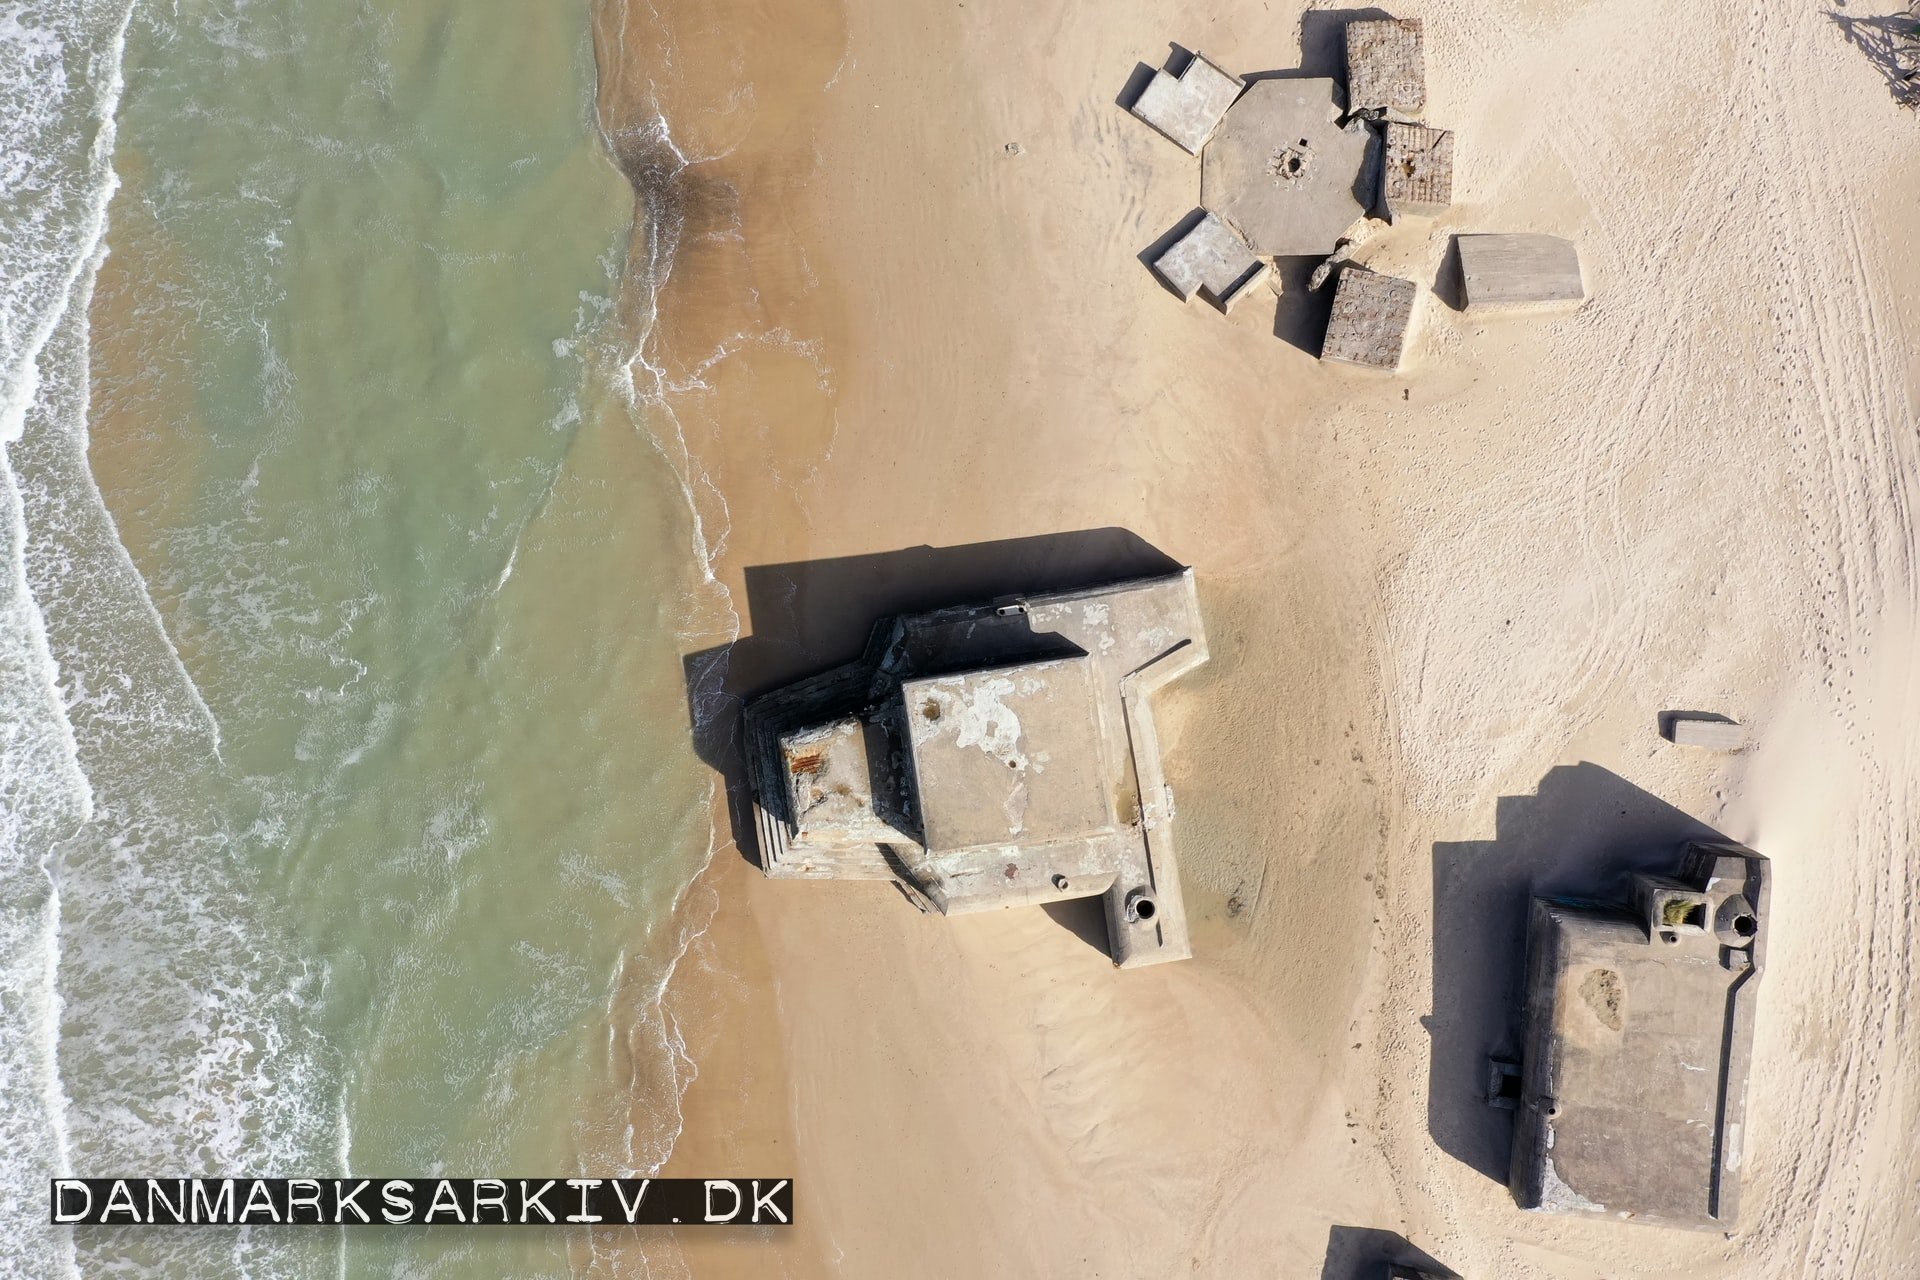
[1152,213,1270,312]
[1346,18,1426,119]
[1457,233,1585,308]
[1321,268,1417,370]
[1668,715,1746,750]
[1199,78,1371,257]
[1509,841,1768,1228]
[1130,51,1244,154]
[1380,122,1453,221]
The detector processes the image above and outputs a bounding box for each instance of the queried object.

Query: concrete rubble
[744,572,1209,969]
[1507,841,1769,1228]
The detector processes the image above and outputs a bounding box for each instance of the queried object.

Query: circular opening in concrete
[1124,888,1158,923]
[1733,914,1757,938]
[1660,930,1678,945]
[1052,873,1069,890]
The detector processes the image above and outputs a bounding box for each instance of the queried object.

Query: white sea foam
[3,3,347,1276]
[0,2,136,1275]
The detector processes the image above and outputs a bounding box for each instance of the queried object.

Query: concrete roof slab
[1200,78,1370,257]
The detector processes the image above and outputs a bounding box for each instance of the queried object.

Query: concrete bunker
[743,571,1209,969]
[1503,840,1769,1228]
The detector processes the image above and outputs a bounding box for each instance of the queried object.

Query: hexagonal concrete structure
[1200,78,1370,257]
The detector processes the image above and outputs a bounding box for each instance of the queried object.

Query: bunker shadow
[1116,43,1195,112]
[1430,236,1466,313]
[1320,1225,1458,1280]
[1236,7,1395,86]
[681,529,1183,870]
[1273,256,1337,356]
[1427,763,1723,1183]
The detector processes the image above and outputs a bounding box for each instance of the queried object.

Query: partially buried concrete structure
[1153,213,1270,312]
[1380,122,1454,222]
[1346,18,1427,120]
[1130,52,1244,154]
[1322,268,1417,370]
[1457,233,1584,308]
[1505,841,1769,1228]
[744,572,1209,968]
[1200,78,1371,258]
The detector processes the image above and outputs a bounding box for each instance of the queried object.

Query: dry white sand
[588,0,1920,1274]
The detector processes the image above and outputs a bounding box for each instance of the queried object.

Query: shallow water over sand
[1,1,716,1275]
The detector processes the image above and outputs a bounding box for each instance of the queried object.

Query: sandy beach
[589,0,1920,1275]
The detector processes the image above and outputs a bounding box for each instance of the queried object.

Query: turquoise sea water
[1,1,715,1275]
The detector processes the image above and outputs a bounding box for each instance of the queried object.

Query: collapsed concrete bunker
[1497,841,1769,1228]
[743,572,1208,968]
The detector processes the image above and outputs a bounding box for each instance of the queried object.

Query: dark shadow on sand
[1273,256,1337,355]
[682,529,1183,868]
[1116,43,1195,112]
[1427,763,1723,1184]
[1321,1225,1458,1280]
[1430,236,1466,313]
[1827,9,1920,110]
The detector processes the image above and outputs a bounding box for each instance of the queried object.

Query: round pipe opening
[1732,914,1757,938]
[1125,888,1158,923]
[1051,873,1069,891]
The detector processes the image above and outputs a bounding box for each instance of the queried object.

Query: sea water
[0,2,716,1276]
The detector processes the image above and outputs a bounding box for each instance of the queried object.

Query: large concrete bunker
[1505,840,1769,1228]
[744,572,1209,968]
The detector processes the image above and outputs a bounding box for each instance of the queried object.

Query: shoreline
[591,0,1920,1274]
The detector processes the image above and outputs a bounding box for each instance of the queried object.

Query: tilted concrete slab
[1381,122,1453,221]
[1347,18,1426,119]
[1152,212,1271,312]
[1130,52,1244,154]
[1668,716,1746,750]
[1458,233,1585,308]
[1322,268,1417,370]
[743,571,1210,967]
[1200,78,1370,258]
[1510,842,1769,1228]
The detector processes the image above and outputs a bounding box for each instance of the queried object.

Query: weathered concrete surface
[1669,716,1746,750]
[1130,52,1243,154]
[1381,122,1453,221]
[1347,18,1426,120]
[744,572,1210,968]
[1457,233,1585,308]
[901,657,1111,853]
[1322,268,1416,370]
[1510,842,1769,1229]
[1200,78,1370,257]
[1153,212,1270,311]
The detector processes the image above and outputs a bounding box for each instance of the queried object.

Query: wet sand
[591,0,1920,1275]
